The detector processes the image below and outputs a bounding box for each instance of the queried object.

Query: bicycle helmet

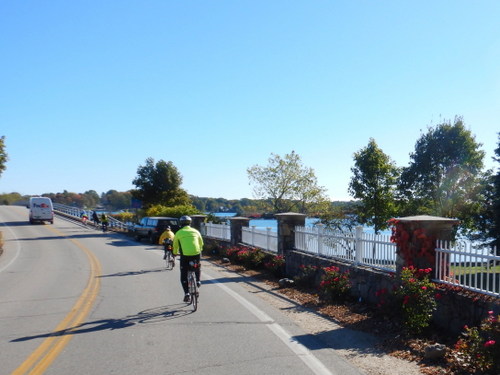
[179,215,192,226]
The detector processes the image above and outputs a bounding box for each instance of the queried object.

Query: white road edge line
[203,271,337,375]
[0,222,21,273]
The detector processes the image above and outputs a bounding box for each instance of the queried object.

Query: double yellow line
[12,227,102,375]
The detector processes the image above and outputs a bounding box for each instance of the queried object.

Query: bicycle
[187,260,199,311]
[163,240,175,270]
[165,250,175,270]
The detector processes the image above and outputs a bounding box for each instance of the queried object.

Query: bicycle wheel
[165,251,173,270]
[188,271,198,311]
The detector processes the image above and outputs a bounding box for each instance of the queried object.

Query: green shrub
[224,246,243,262]
[293,264,318,288]
[145,204,200,218]
[237,247,265,269]
[393,266,437,335]
[319,266,351,302]
[453,311,500,373]
[110,212,135,223]
[264,255,285,277]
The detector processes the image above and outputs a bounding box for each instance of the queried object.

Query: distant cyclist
[81,211,89,225]
[92,211,100,226]
[173,215,204,303]
[158,226,175,261]
[100,213,109,232]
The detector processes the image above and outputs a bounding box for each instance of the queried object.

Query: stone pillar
[191,215,207,232]
[229,217,250,245]
[275,212,306,256]
[391,215,459,274]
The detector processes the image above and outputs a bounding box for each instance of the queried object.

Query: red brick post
[390,215,459,275]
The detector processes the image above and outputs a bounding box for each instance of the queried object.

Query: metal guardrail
[52,203,130,232]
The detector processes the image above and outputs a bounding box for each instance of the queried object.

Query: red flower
[484,340,496,347]
[403,295,410,305]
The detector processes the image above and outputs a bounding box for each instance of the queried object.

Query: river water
[211,213,390,235]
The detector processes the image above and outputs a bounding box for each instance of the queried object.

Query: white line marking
[0,223,21,273]
[203,271,336,375]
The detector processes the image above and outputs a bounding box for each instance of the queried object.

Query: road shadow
[106,239,146,247]
[11,303,193,342]
[0,221,35,227]
[99,267,168,278]
[291,329,383,356]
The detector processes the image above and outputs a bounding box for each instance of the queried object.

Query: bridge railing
[52,203,130,232]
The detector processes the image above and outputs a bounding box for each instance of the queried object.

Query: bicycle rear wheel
[165,251,174,270]
[188,271,198,311]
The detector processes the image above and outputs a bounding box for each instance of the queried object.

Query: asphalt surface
[0,205,365,375]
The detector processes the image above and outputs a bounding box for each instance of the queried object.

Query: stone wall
[204,234,499,336]
[203,213,499,336]
[284,248,499,335]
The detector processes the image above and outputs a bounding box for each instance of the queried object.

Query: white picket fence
[242,226,278,253]
[200,222,231,241]
[434,240,500,297]
[295,225,397,272]
[52,204,500,298]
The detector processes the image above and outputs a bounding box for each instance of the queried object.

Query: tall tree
[82,190,100,208]
[131,158,190,208]
[398,116,485,229]
[103,190,132,210]
[0,136,8,178]
[493,136,500,250]
[247,151,329,214]
[471,134,500,251]
[349,138,398,233]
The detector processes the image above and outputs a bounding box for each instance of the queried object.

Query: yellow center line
[12,226,102,375]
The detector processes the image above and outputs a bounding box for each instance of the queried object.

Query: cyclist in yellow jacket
[173,215,204,303]
[158,226,175,261]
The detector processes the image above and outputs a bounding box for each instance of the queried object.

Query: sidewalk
[204,259,423,375]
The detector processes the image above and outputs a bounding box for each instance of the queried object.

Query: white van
[28,197,54,224]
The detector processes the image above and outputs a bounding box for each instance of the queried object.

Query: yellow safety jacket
[158,229,175,245]
[173,226,204,256]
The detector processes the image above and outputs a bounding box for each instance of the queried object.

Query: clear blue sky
[1,1,498,201]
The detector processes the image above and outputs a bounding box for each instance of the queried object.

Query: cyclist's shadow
[135,304,196,324]
[11,303,193,342]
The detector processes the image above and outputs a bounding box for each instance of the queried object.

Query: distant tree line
[189,196,354,217]
[0,190,133,211]
[1,116,498,249]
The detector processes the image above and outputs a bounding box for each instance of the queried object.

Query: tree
[247,151,329,214]
[492,136,500,249]
[131,158,190,208]
[103,190,132,210]
[471,134,500,251]
[398,117,485,230]
[0,136,8,178]
[0,192,23,205]
[82,190,100,208]
[349,138,398,233]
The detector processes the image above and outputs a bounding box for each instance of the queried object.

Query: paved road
[0,205,363,375]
